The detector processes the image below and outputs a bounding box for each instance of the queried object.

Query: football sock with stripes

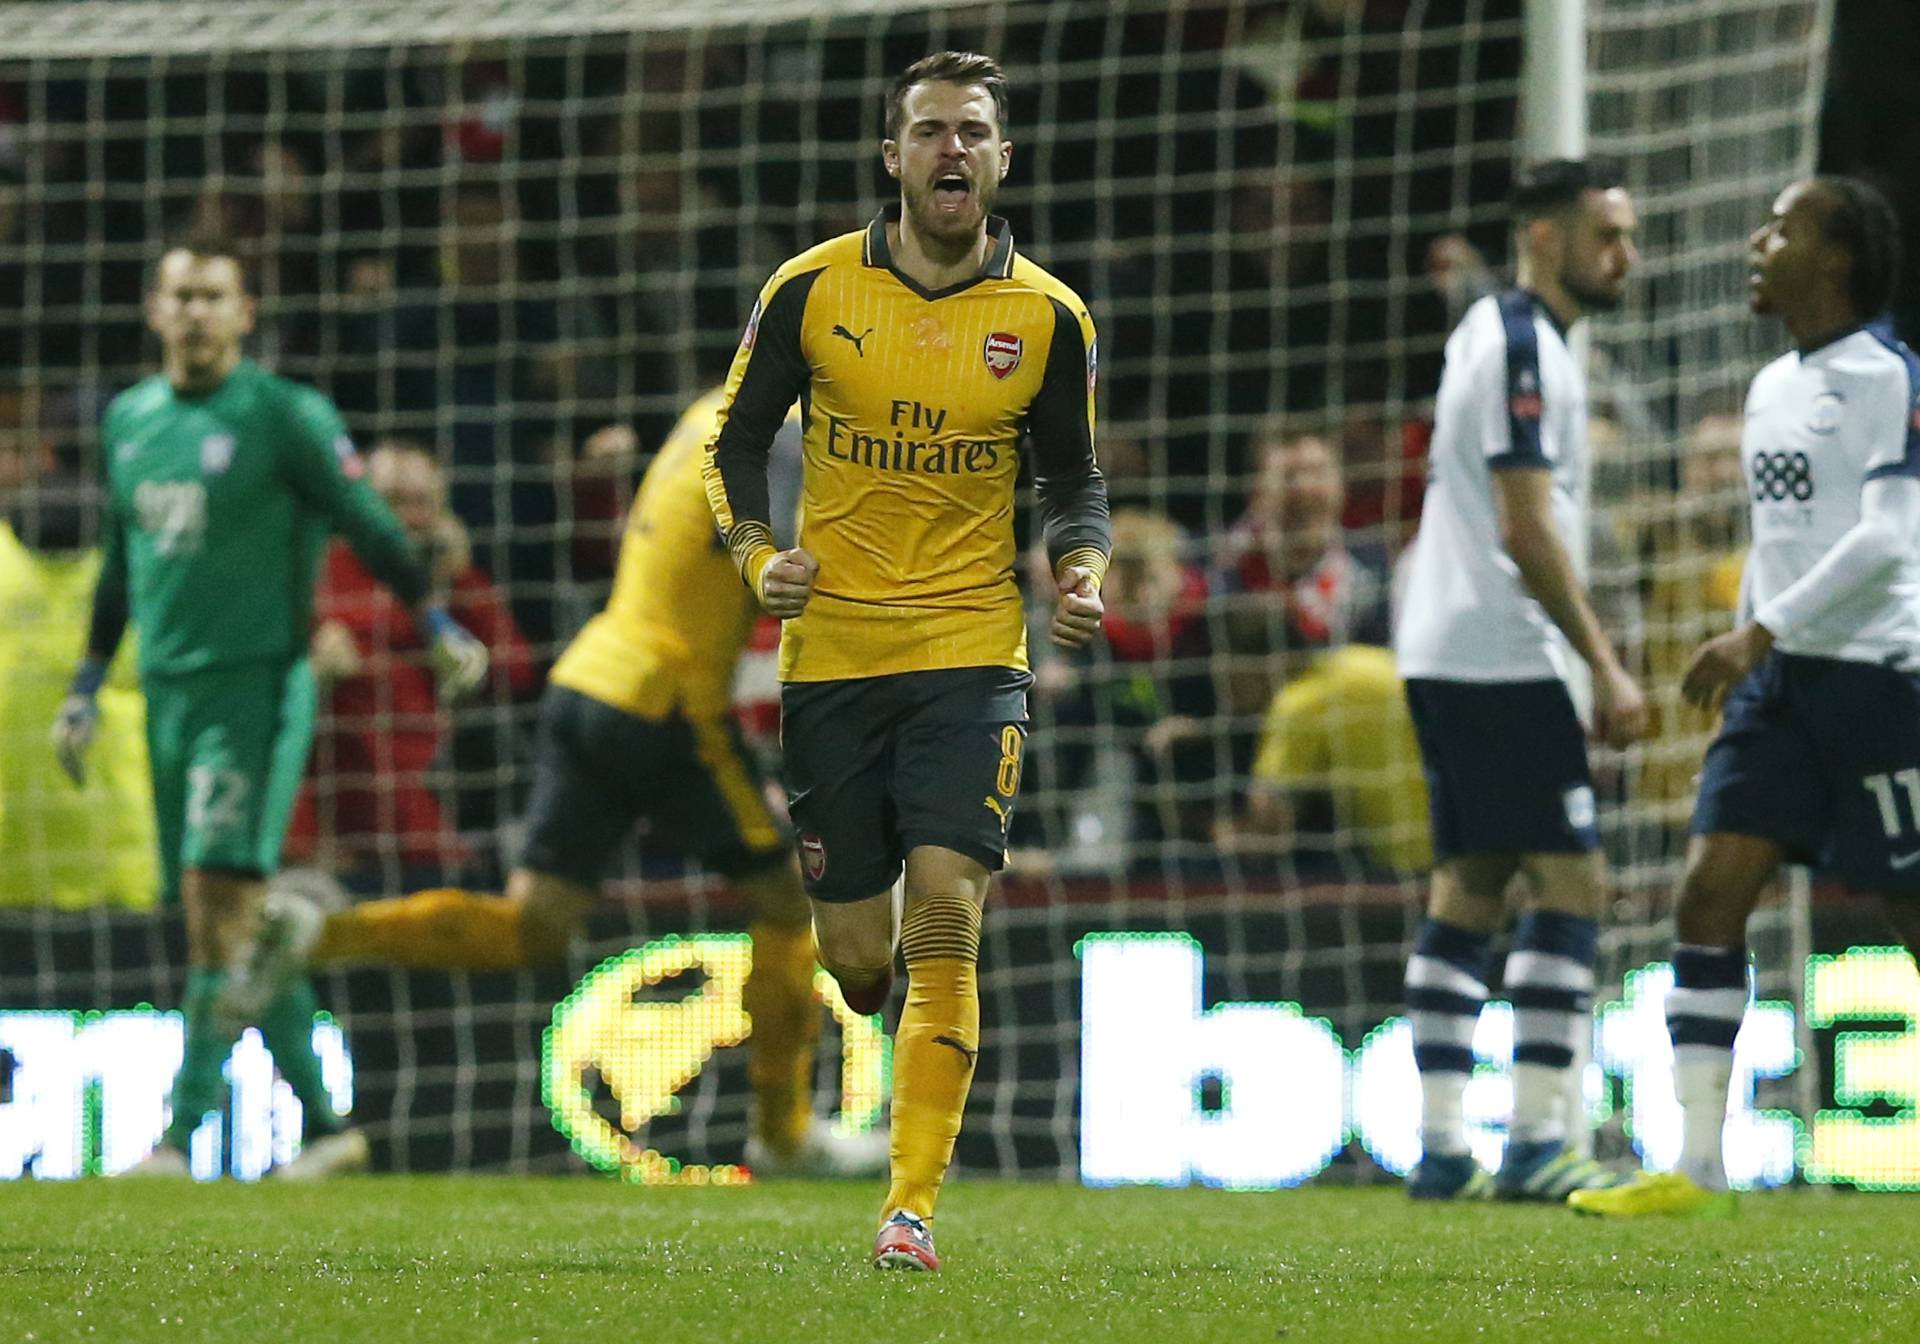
[256,975,345,1138]
[310,889,525,970]
[1406,918,1494,1159]
[1667,942,1748,1191]
[1504,910,1599,1145]
[883,893,982,1224]
[743,920,822,1155]
[163,967,242,1152]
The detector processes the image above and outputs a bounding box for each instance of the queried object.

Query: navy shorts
[1693,651,1920,894]
[781,666,1030,902]
[520,686,788,888]
[1404,677,1598,862]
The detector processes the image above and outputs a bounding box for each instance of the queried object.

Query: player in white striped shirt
[1395,160,1649,1201]
[1575,176,1920,1217]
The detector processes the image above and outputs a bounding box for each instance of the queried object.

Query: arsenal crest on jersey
[983,331,1023,379]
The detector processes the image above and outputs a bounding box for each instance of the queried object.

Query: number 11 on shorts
[1863,768,1920,838]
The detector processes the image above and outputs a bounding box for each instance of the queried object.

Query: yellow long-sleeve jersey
[703,205,1110,683]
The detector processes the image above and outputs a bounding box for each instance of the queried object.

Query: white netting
[0,0,1852,1187]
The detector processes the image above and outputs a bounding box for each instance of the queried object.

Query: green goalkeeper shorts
[142,657,316,904]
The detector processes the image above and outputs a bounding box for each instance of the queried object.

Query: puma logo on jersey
[983,795,1010,831]
[831,324,874,356]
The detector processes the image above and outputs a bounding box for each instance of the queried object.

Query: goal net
[1,0,1881,1190]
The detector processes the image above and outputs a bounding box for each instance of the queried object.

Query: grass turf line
[3,1180,1919,1343]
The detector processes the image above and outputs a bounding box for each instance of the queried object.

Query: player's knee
[1676,861,1737,910]
[899,891,983,967]
[817,926,894,983]
[811,887,898,1000]
[182,867,266,965]
[1426,862,1507,932]
[1674,863,1755,944]
[1520,851,1606,919]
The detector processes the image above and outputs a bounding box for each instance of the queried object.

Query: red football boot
[872,1210,940,1271]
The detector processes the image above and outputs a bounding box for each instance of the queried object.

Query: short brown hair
[886,51,1009,140]
[151,230,253,294]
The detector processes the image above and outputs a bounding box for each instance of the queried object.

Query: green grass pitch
[6,1179,1920,1343]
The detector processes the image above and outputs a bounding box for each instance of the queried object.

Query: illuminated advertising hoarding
[1079,933,1916,1190]
[542,934,888,1184]
[0,1011,351,1179]
[1,929,1912,1187]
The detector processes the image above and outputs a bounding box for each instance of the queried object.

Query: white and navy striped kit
[1691,323,1920,892]
[1395,289,1588,684]
[1741,324,1920,665]
[1396,289,1596,859]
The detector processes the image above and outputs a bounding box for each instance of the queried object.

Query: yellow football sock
[310,889,525,970]
[883,894,982,1224]
[743,920,821,1154]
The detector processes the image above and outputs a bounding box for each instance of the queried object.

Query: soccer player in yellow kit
[251,390,884,1175]
[704,51,1111,1270]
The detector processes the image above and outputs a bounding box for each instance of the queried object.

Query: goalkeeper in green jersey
[52,234,490,1178]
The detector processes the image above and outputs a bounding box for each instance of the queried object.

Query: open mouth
[931,172,971,212]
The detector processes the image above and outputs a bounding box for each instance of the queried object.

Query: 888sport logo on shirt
[1750,450,1814,502]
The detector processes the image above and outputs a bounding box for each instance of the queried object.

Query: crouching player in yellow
[249,390,885,1177]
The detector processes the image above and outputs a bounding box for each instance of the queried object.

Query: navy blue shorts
[781,666,1030,902]
[1404,677,1598,862]
[1693,651,1920,894]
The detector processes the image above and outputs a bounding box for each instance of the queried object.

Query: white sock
[1674,1047,1733,1191]
[1666,943,1748,1193]
[1420,1071,1471,1159]
[1407,922,1492,1159]
[1510,1063,1566,1144]
[1503,925,1598,1145]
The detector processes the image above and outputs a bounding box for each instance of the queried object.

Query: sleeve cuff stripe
[1865,460,1920,481]
[1060,546,1109,589]
[727,523,778,584]
[1487,451,1551,470]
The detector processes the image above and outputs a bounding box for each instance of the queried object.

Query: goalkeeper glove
[422,607,490,699]
[51,657,107,786]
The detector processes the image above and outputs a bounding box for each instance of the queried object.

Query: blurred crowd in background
[0,0,1912,908]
